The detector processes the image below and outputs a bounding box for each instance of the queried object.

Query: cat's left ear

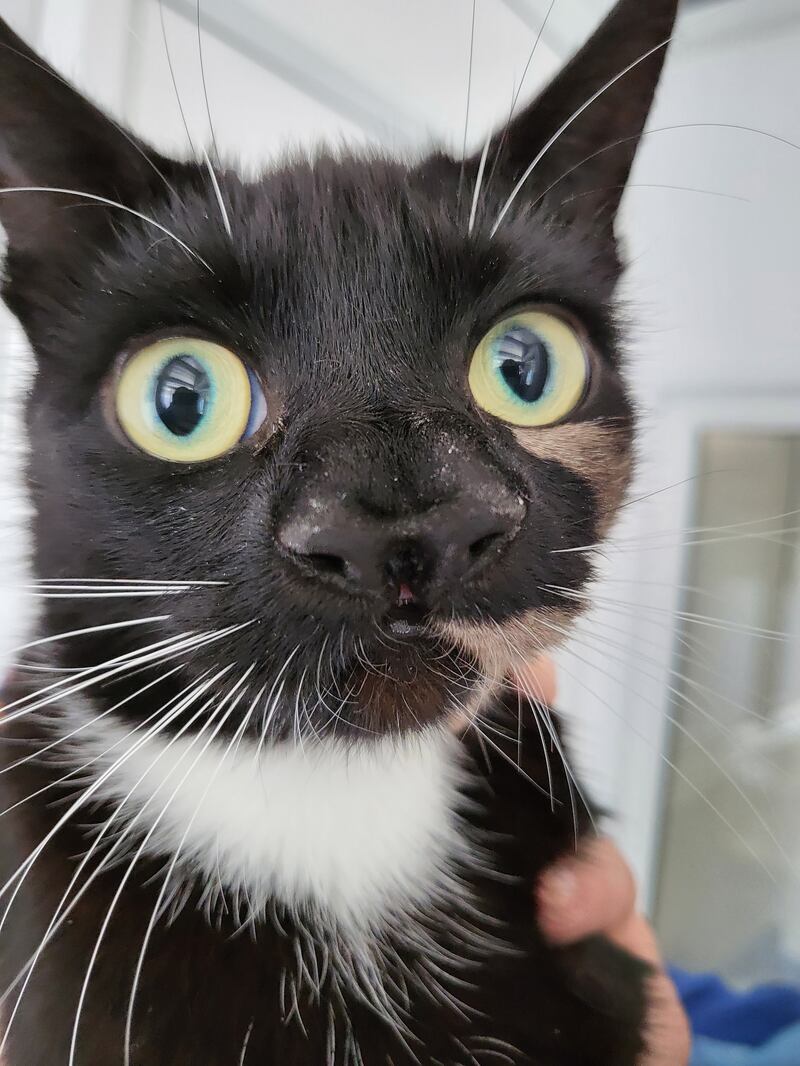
[0,16,176,261]
[471,0,679,233]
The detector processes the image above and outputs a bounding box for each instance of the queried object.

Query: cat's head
[0,0,677,740]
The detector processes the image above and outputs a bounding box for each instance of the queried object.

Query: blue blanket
[669,968,800,1065]
[691,1024,800,1065]
[671,969,800,1047]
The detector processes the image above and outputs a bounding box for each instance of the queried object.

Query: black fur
[0,2,678,1062]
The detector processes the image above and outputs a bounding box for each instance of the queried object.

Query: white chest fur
[63,700,470,932]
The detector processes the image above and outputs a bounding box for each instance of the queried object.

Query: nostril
[305,552,347,577]
[469,530,505,561]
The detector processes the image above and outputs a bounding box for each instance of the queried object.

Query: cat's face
[0,0,677,740]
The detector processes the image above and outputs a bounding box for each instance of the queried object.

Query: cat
[0,1,678,1063]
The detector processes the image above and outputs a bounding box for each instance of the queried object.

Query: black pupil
[155,355,210,437]
[496,325,550,403]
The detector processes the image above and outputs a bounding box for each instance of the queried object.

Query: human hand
[517,660,691,1066]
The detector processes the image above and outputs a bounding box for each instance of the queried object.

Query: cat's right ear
[464,0,679,237]
[0,17,175,261]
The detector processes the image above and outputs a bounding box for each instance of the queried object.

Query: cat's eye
[468,310,589,427]
[114,338,268,463]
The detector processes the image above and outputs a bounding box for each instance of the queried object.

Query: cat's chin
[322,632,486,738]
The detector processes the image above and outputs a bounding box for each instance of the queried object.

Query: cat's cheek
[437,606,582,684]
[511,422,634,536]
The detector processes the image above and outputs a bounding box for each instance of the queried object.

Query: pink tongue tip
[397,582,415,607]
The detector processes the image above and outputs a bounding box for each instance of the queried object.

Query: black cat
[0,2,678,1063]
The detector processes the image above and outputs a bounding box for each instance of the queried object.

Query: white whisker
[5,616,170,658]
[30,578,226,586]
[1,626,241,729]
[457,0,478,211]
[123,669,257,1064]
[538,616,790,880]
[158,0,197,156]
[490,38,672,235]
[546,583,790,641]
[0,666,233,1045]
[468,128,492,235]
[481,0,557,207]
[560,181,749,207]
[257,644,301,750]
[239,1019,255,1066]
[68,674,250,1066]
[203,148,232,238]
[532,121,800,214]
[196,0,221,163]
[0,633,188,727]
[0,187,210,269]
[0,664,186,785]
[0,35,180,200]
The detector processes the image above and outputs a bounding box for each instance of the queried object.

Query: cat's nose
[277,488,525,606]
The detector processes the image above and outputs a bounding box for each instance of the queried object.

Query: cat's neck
[55,693,474,933]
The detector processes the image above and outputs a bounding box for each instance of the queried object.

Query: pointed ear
[480,0,679,231]
[0,16,176,260]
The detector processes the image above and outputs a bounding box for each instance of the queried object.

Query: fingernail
[538,863,579,916]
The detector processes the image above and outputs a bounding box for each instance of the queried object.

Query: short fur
[0,3,678,1063]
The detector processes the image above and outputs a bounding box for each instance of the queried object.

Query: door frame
[612,388,800,910]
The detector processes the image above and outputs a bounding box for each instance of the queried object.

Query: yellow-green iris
[469,310,589,427]
[115,337,266,462]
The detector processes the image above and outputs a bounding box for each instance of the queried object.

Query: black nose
[277,484,525,607]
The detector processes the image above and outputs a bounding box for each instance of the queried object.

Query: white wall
[153,0,564,156]
[128,4,366,164]
[603,2,800,899]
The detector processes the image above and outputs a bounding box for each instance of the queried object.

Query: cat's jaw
[58,694,475,934]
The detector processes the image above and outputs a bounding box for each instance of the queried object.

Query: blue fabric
[690,1023,800,1065]
[670,968,800,1048]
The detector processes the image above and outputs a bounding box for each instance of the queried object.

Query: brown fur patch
[337,641,490,733]
[512,421,633,536]
[439,606,581,683]
[436,423,630,723]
